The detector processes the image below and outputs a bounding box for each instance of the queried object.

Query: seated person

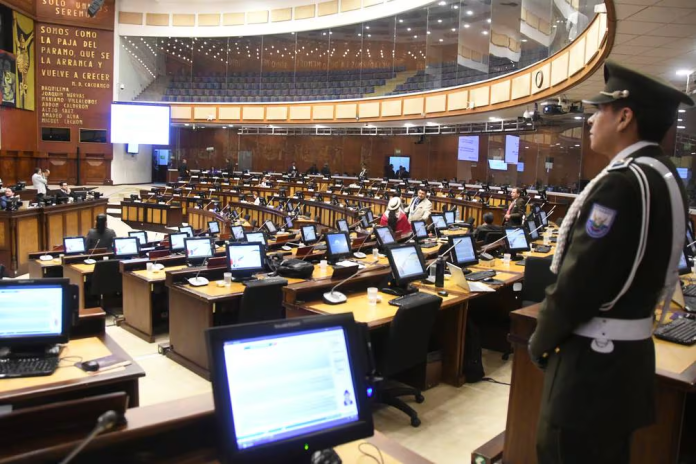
[321,163,331,177]
[474,212,502,241]
[306,163,319,175]
[56,181,74,200]
[379,197,411,237]
[259,176,271,188]
[0,187,15,210]
[252,192,262,206]
[86,213,117,251]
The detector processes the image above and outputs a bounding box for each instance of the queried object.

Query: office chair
[372,293,441,427]
[521,256,556,308]
[90,259,123,319]
[237,278,289,323]
[466,216,476,227]
[244,214,251,222]
[0,264,5,278]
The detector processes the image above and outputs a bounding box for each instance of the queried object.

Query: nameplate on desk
[357,194,364,197]
[158,202,165,205]
[194,196,200,199]
[297,181,303,184]
[457,197,463,200]
[308,189,314,192]
[327,191,333,194]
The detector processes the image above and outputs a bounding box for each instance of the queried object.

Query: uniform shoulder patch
[585,203,617,238]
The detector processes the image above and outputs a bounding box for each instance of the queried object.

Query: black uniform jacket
[530,144,687,435]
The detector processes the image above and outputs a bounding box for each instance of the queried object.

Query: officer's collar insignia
[586,203,617,239]
[608,158,633,171]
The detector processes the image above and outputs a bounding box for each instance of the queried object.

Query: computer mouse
[483,277,495,283]
[437,290,448,297]
[311,449,342,464]
[83,360,100,372]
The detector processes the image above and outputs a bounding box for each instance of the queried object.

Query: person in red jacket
[380,196,411,237]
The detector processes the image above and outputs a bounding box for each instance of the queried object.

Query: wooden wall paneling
[0,152,17,185]
[65,211,79,238]
[16,215,40,275]
[83,156,109,185]
[47,213,64,249]
[80,208,93,236]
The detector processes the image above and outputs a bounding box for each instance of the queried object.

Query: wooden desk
[27,257,63,279]
[481,305,696,464]
[0,335,144,410]
[121,201,183,228]
[121,264,187,342]
[0,393,432,464]
[63,262,95,310]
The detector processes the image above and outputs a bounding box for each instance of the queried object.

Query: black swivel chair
[466,216,476,227]
[372,293,441,427]
[237,278,289,323]
[90,259,123,317]
[521,256,556,307]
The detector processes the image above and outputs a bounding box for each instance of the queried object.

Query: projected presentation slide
[328,235,350,254]
[488,159,508,171]
[505,135,520,164]
[389,156,410,172]
[115,239,139,256]
[458,136,480,162]
[0,287,63,338]
[506,229,528,250]
[111,104,171,145]
[392,247,423,279]
[187,240,212,258]
[228,246,263,270]
[223,327,359,449]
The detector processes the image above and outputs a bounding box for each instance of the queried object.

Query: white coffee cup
[503,253,511,265]
[319,259,328,269]
[146,263,154,272]
[367,287,379,305]
[224,272,232,285]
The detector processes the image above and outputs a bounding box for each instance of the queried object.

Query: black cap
[583,60,694,109]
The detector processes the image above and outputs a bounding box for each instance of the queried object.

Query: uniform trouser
[536,416,631,464]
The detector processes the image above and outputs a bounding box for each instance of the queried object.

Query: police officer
[529,60,691,463]
[504,187,526,226]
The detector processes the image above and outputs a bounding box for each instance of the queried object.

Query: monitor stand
[381,281,419,297]
[510,251,525,261]
[232,273,258,283]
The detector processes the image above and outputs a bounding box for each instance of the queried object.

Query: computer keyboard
[388,291,438,307]
[466,270,497,282]
[0,355,59,378]
[683,284,696,297]
[654,317,696,346]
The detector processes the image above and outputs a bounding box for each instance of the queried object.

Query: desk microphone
[188,258,210,287]
[352,232,372,259]
[83,239,101,265]
[323,262,390,305]
[58,410,119,464]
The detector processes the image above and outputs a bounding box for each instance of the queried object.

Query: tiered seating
[162,67,405,102]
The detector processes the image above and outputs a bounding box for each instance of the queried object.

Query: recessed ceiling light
[451,28,456,31]
[399,19,403,23]
[439,38,444,42]
[676,70,693,76]
[407,27,411,31]
[466,10,473,15]
[679,118,683,122]
[453,5,458,9]
[574,116,583,120]
[482,31,488,35]
[487,18,491,23]
[678,125,686,129]
[438,1,446,5]
[464,24,470,28]
[679,109,686,113]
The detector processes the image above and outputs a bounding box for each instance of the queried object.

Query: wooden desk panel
[42,199,108,251]
[121,202,183,228]
[64,263,95,310]
[27,257,63,279]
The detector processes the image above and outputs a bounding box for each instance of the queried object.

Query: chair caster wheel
[415,394,424,404]
[410,417,421,427]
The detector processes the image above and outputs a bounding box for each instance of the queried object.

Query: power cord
[58,356,83,368]
[358,442,384,464]
[481,377,511,386]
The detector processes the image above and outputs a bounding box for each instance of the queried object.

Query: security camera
[119,84,125,90]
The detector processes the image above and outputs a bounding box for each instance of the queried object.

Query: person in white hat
[379,196,411,237]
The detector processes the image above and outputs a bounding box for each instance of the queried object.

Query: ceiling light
[521,39,528,42]
[487,18,491,23]
[414,35,418,38]
[438,19,442,23]
[489,117,501,121]
[365,26,370,29]
[439,38,443,42]
[482,31,488,35]
[184,123,190,126]
[466,10,473,15]
[453,5,458,9]
[676,70,693,76]
[399,19,403,23]
[426,122,439,126]
[407,27,411,31]
[678,125,686,129]
[679,109,686,113]
[438,1,446,5]
[404,123,415,127]
[574,116,583,120]
[464,24,470,28]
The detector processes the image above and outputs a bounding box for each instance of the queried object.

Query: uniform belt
[572,317,653,353]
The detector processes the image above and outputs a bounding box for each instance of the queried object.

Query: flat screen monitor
[113,237,140,259]
[458,135,479,162]
[359,216,369,229]
[374,226,395,248]
[110,103,171,145]
[505,228,530,254]
[488,160,508,171]
[365,210,374,224]
[431,214,447,230]
[385,243,427,288]
[185,237,214,263]
[179,225,194,237]
[336,219,349,233]
[389,156,410,175]
[126,143,139,154]
[505,135,520,164]
[301,225,318,244]
[263,220,277,235]
[285,216,294,229]
[679,251,691,275]
[677,167,689,180]
[527,220,540,241]
[169,232,188,253]
[517,162,525,172]
[128,230,148,245]
[412,220,428,240]
[206,313,373,464]
[686,224,696,257]
[449,235,478,268]
[208,221,220,235]
[244,231,267,246]
[0,278,72,347]
[325,232,351,262]
[539,210,549,227]
[231,225,246,242]
[226,243,265,280]
[444,210,455,225]
[64,237,86,255]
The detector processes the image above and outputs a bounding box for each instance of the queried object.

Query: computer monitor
[359,216,369,229]
[374,226,395,249]
[244,231,267,246]
[449,234,478,268]
[412,220,429,242]
[325,232,351,263]
[206,313,373,464]
[263,220,277,235]
[504,228,530,260]
[0,278,72,347]
[384,243,427,295]
[113,237,141,259]
[679,251,691,275]
[285,216,294,229]
[180,225,194,237]
[301,225,318,244]
[226,242,266,281]
[431,214,447,231]
[208,221,220,236]
[231,225,246,242]
[444,210,456,225]
[527,219,540,241]
[128,230,148,245]
[336,219,349,233]
[687,224,696,258]
[365,210,374,224]
[185,237,214,265]
[538,210,549,228]
[63,237,86,255]
[169,232,188,253]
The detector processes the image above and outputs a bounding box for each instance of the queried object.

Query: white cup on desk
[224,272,232,286]
[503,253,511,265]
[146,263,154,272]
[373,248,379,259]
[367,287,379,305]
[319,259,328,269]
